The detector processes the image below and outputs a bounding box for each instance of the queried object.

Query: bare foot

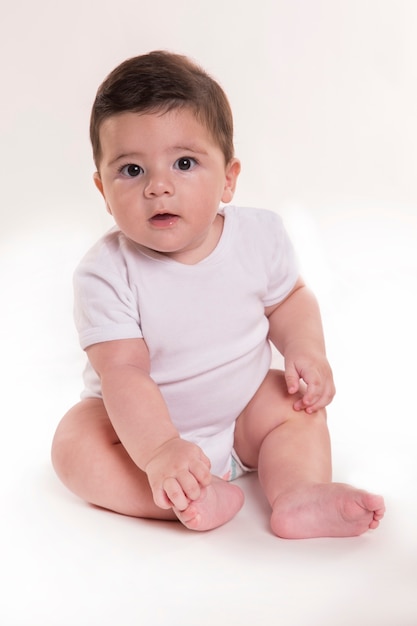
[173,476,245,531]
[270,482,385,539]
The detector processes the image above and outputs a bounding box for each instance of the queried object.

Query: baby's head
[90,51,234,170]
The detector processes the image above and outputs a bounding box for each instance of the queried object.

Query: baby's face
[94,108,240,264]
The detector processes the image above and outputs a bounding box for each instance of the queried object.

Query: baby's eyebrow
[108,152,143,166]
[171,144,208,155]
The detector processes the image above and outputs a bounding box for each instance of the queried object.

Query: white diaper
[222,449,255,481]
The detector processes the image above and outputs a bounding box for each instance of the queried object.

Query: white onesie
[74,205,298,477]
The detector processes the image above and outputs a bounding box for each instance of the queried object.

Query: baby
[51,51,385,538]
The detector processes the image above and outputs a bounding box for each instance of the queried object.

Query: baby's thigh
[233,369,303,468]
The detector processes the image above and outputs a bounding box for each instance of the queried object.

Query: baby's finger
[284,363,301,395]
[177,470,204,501]
[153,486,175,510]
[294,384,321,411]
[163,477,190,511]
[293,382,322,412]
[199,449,212,470]
[191,459,212,487]
[294,397,316,413]
[295,384,334,413]
[310,393,335,413]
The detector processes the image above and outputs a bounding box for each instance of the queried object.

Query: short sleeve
[73,232,142,350]
[261,211,299,307]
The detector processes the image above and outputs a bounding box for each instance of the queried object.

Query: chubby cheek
[115,206,150,238]
[112,211,137,231]
[105,189,139,219]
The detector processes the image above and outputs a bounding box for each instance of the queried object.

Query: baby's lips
[151,212,178,220]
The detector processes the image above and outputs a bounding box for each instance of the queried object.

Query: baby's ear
[93,172,104,195]
[221,158,241,203]
[93,172,112,215]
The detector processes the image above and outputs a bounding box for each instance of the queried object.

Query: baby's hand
[144,438,212,511]
[285,353,335,414]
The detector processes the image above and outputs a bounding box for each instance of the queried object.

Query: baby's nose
[144,172,174,197]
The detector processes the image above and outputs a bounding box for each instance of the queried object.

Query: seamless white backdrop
[3,0,417,234]
[1,2,417,625]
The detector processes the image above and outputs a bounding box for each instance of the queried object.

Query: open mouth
[151,213,177,221]
[149,212,179,227]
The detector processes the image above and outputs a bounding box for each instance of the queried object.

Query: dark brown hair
[90,50,234,168]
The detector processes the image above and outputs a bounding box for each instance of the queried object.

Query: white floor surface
[1,205,417,626]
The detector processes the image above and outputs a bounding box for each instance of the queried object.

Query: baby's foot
[270,482,385,539]
[173,476,244,531]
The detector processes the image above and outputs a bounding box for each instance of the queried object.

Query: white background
[1,1,417,625]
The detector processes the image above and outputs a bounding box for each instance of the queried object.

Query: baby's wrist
[284,340,325,360]
[141,434,181,471]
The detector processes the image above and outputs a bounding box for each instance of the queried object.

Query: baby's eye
[174,157,197,171]
[120,164,143,177]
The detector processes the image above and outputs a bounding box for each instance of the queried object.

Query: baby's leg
[52,398,174,519]
[234,371,385,538]
[51,398,243,529]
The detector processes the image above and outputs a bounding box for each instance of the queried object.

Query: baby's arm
[266,277,335,413]
[86,338,212,510]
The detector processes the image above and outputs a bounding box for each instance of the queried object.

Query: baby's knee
[51,398,112,482]
[235,371,328,455]
[51,412,79,483]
